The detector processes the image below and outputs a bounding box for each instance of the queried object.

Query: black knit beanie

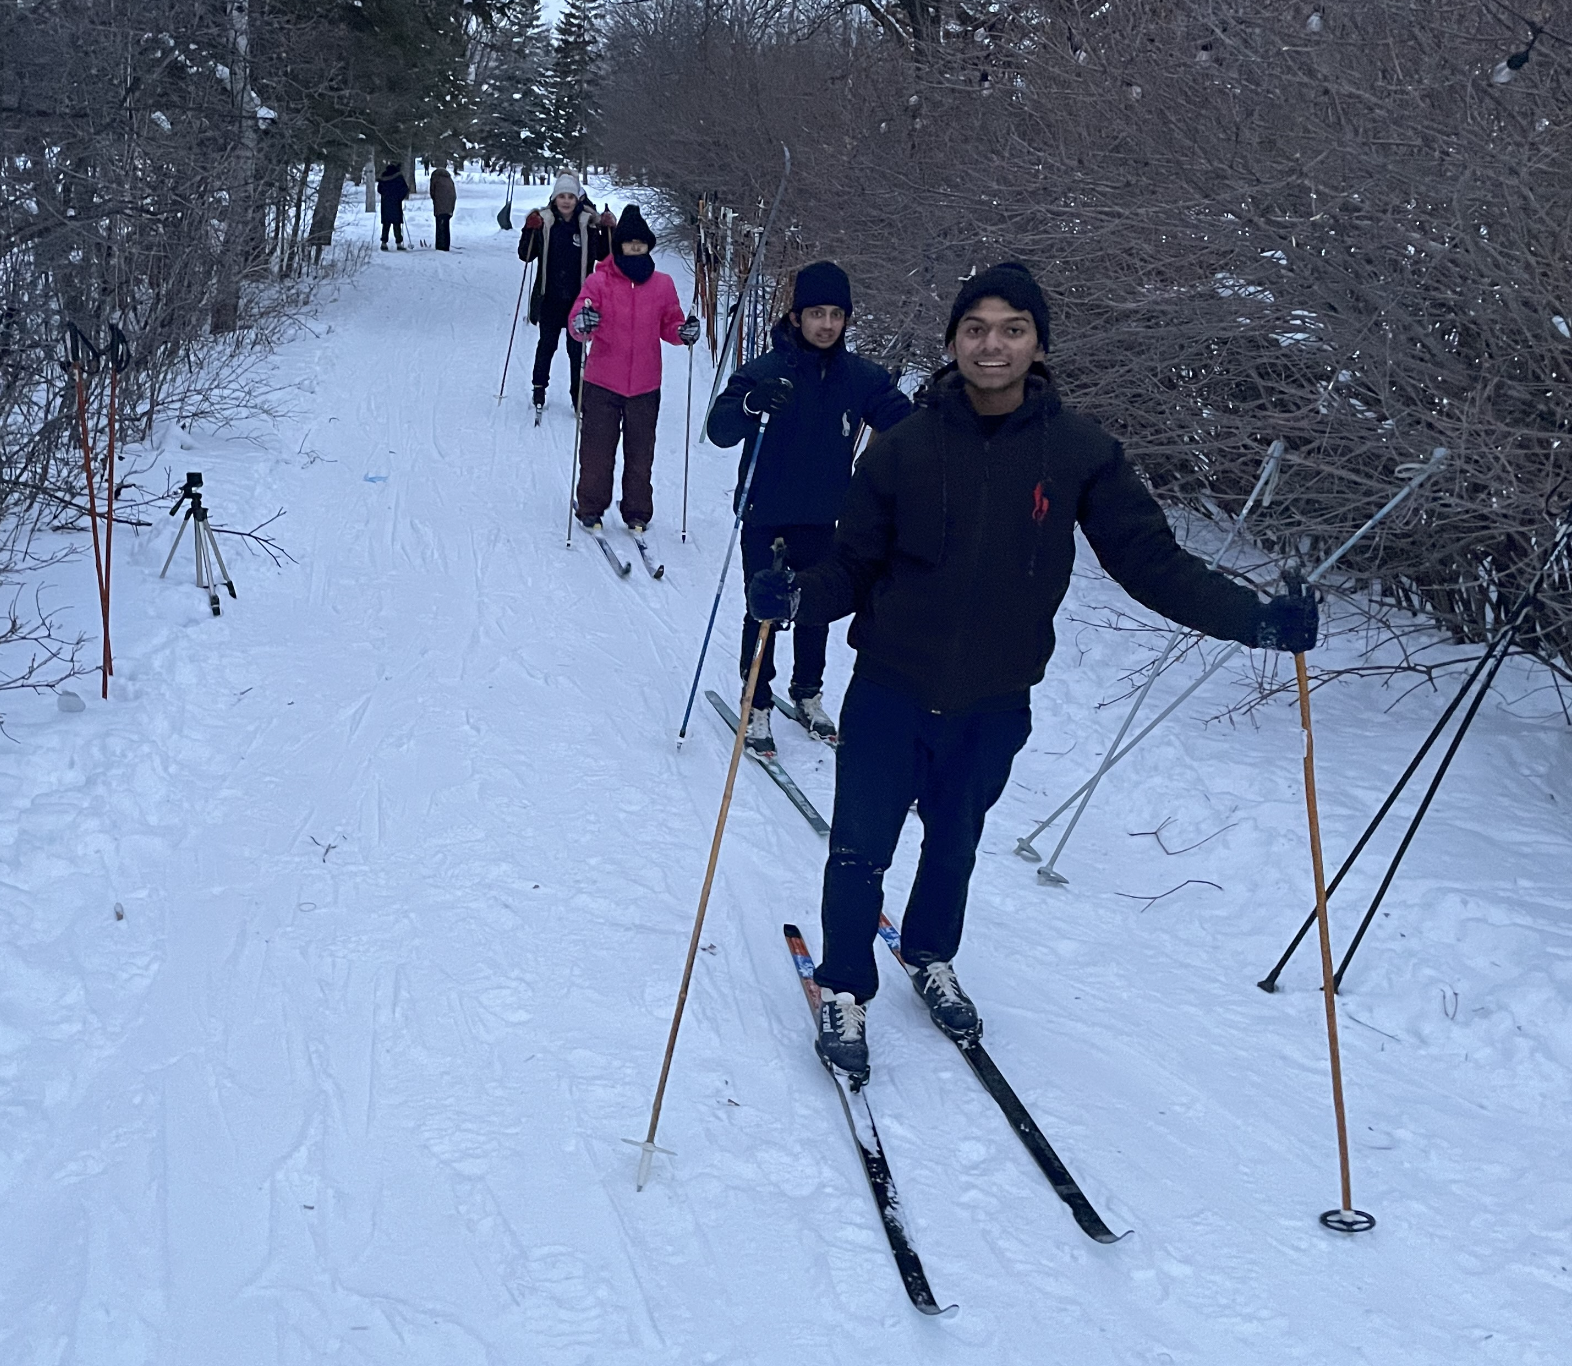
[613,205,657,251]
[792,260,853,317]
[945,262,1050,349]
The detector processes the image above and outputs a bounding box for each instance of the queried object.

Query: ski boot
[792,691,839,743]
[816,989,870,1083]
[577,513,604,533]
[743,701,775,757]
[532,385,546,423]
[910,961,980,1041]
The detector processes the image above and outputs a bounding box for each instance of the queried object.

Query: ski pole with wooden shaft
[1285,567,1375,1235]
[497,259,530,402]
[630,539,789,1189]
[565,333,592,547]
[100,324,131,697]
[66,324,109,693]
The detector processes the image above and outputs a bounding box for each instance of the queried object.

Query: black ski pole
[676,405,778,744]
[1256,636,1508,992]
[498,260,529,402]
[1331,517,1571,992]
[1259,514,1571,992]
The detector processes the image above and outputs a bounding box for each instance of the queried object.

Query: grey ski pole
[676,408,776,744]
[1015,447,1449,871]
[1033,441,1285,885]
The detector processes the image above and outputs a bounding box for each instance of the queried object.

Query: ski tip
[923,1301,960,1320]
[652,565,666,579]
[783,922,803,939]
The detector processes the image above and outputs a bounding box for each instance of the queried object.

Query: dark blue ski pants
[814,675,1031,1002]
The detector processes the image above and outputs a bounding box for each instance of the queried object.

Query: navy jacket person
[708,261,911,752]
[746,262,1318,1080]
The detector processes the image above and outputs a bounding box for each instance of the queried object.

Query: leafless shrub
[600,0,1572,682]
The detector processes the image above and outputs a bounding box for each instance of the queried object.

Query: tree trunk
[211,1,259,334]
[306,150,349,262]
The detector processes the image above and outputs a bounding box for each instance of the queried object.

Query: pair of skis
[584,524,664,580]
[784,920,1126,1317]
[705,691,829,836]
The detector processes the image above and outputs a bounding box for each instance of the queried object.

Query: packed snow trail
[2,178,1570,1364]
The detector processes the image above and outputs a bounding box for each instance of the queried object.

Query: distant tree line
[598,0,1572,687]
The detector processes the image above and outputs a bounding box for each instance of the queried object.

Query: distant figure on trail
[707,261,912,756]
[376,162,410,251]
[429,161,457,251]
[518,172,613,415]
[568,205,699,536]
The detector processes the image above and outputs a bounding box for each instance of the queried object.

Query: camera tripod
[159,472,236,616]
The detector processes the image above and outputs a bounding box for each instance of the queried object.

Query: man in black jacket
[517,172,613,413]
[747,263,1316,1080]
[707,262,911,753]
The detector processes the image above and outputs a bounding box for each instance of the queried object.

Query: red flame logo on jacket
[1032,481,1051,524]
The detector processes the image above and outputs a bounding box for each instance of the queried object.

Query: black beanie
[945,262,1050,349]
[792,260,853,318]
[613,205,657,252]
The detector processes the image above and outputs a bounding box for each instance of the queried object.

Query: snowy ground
[3,175,1570,1366]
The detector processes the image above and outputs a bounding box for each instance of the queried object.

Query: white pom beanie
[551,171,583,200]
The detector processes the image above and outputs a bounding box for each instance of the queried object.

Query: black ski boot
[816,989,869,1082]
[532,385,546,412]
[910,961,980,1041]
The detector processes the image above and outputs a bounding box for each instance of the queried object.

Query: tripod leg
[195,518,220,615]
[160,512,193,578]
[204,522,237,598]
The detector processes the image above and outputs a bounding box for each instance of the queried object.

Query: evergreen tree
[467,0,552,171]
[543,0,600,173]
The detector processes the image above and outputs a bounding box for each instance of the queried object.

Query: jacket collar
[922,364,1061,429]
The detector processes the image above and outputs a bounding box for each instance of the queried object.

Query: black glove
[678,315,701,346]
[742,376,793,417]
[1253,588,1318,654]
[747,567,800,624]
[573,302,600,334]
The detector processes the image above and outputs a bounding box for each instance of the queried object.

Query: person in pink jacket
[569,205,699,532]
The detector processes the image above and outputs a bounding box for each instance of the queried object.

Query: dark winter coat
[376,169,409,225]
[517,198,611,323]
[794,367,1267,714]
[707,319,913,526]
[429,168,457,216]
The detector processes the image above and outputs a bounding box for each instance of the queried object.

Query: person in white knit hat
[516,171,614,414]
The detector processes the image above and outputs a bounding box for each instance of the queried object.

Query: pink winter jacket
[569,256,686,398]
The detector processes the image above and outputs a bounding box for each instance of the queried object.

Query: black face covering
[616,252,655,285]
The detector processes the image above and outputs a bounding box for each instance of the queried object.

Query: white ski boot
[744,701,775,757]
[792,691,839,742]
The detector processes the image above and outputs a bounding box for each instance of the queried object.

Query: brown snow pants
[576,382,659,527]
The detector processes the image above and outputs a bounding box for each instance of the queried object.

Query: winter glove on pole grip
[742,376,793,418]
[678,315,701,346]
[747,538,799,626]
[574,302,601,335]
[1254,567,1318,654]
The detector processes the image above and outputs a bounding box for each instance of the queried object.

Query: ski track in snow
[2,178,1569,1365]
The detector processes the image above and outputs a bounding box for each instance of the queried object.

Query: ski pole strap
[107,323,131,374]
[66,322,103,374]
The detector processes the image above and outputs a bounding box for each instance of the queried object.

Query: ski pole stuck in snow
[1032,438,1284,886]
[700,145,791,435]
[1015,447,1449,873]
[65,323,112,695]
[1285,566,1375,1236]
[676,406,778,744]
[1258,514,1572,994]
[631,540,788,1189]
